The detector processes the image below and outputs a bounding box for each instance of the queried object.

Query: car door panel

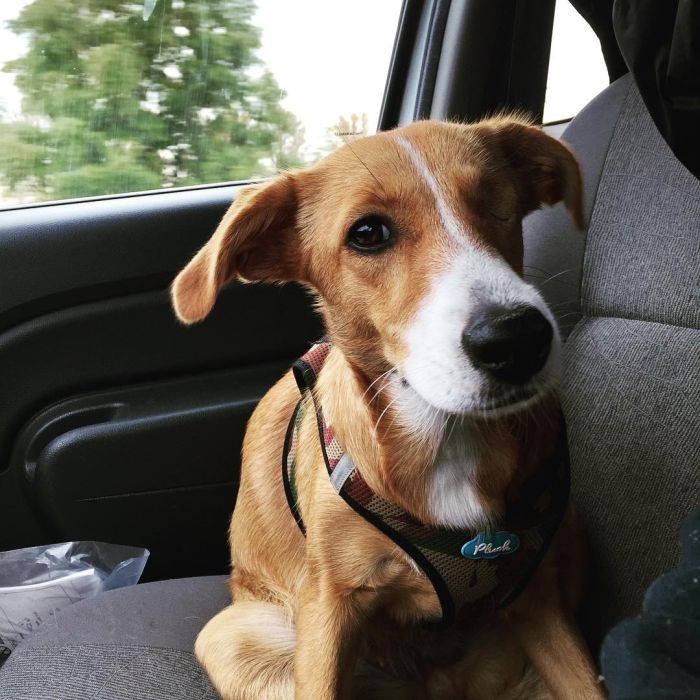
[0,187,321,578]
[12,361,290,580]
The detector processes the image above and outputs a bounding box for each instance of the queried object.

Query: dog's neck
[315,346,559,530]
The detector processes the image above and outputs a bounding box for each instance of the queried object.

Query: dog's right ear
[477,117,584,230]
[171,174,301,324]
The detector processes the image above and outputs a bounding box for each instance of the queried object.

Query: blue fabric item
[600,509,700,699]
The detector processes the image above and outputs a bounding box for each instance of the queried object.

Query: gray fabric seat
[1,74,698,698]
[524,73,700,647]
[0,576,228,699]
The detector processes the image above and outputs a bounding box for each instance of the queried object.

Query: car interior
[0,1,698,698]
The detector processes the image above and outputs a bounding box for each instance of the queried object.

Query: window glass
[543,0,610,123]
[0,0,402,207]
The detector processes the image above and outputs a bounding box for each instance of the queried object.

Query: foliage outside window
[0,0,400,206]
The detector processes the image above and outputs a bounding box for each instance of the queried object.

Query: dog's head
[172,118,582,421]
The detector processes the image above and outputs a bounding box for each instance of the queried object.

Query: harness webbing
[282,341,570,626]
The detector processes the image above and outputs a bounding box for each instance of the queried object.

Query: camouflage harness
[282,341,570,626]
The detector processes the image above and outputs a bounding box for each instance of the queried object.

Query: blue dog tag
[461,531,520,560]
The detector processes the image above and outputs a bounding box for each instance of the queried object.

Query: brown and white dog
[171,118,605,699]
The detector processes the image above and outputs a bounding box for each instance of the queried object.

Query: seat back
[523,74,700,648]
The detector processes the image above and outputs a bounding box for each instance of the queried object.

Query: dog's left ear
[482,119,584,229]
[171,174,301,324]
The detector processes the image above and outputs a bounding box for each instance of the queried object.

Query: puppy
[171,117,604,699]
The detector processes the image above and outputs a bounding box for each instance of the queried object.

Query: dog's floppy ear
[171,174,300,324]
[482,119,584,229]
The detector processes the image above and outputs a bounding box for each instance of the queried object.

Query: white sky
[545,0,608,122]
[254,0,402,153]
[0,0,609,177]
[0,1,30,122]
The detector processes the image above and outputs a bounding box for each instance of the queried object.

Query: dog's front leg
[502,584,605,699]
[294,577,363,700]
[294,576,366,700]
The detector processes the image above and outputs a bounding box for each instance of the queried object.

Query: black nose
[462,305,553,384]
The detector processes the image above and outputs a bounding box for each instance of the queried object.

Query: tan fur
[173,119,602,699]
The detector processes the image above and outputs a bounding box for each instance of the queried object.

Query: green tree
[0,0,303,202]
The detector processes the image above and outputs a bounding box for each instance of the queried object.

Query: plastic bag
[0,541,149,665]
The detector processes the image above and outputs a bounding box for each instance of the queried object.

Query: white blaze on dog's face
[170,118,583,426]
[389,133,563,417]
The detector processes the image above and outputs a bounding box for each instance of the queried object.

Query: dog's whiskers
[342,138,385,195]
[374,396,399,434]
[539,268,573,286]
[361,368,396,404]
[445,413,460,446]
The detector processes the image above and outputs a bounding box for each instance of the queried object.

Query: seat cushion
[563,318,700,647]
[0,576,228,699]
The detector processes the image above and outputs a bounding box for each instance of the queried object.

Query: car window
[0,0,402,208]
[543,0,609,124]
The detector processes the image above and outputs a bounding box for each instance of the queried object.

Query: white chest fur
[389,376,490,531]
[427,420,490,530]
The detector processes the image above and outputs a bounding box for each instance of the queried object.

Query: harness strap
[282,341,570,626]
[282,399,306,534]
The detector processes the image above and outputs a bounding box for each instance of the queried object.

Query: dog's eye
[346,216,393,253]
